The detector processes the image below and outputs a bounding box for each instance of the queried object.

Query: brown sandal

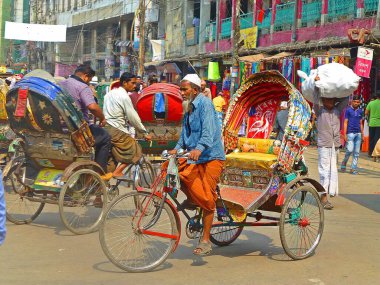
[193,241,212,256]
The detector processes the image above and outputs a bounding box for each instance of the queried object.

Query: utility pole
[215,0,220,52]
[229,0,241,101]
[138,0,146,77]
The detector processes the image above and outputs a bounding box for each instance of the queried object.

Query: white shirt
[103,87,147,135]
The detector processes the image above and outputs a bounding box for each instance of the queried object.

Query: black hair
[148,75,158,84]
[120,72,136,84]
[352,95,360,101]
[74,64,95,77]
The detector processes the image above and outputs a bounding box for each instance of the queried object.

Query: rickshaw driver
[59,65,111,174]
[168,74,225,256]
[102,72,151,179]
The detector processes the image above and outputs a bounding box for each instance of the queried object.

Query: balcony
[205,0,379,52]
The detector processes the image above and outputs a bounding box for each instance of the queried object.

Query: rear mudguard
[275,176,325,206]
[2,155,25,179]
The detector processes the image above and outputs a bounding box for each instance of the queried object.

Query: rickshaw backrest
[6,77,94,157]
[136,83,183,124]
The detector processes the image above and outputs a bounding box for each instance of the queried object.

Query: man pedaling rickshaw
[102,72,152,180]
[167,74,226,256]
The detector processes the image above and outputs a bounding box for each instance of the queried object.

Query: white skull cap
[181,74,201,88]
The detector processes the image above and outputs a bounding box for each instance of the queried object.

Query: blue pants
[342,133,362,170]
[90,125,112,172]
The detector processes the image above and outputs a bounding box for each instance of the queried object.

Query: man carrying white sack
[314,76,349,210]
[298,64,358,210]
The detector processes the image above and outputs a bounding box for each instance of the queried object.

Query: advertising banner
[354,47,373,78]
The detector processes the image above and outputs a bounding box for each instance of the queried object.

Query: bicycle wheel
[3,160,44,224]
[134,158,156,189]
[210,210,244,246]
[99,192,179,273]
[279,185,324,260]
[59,169,107,235]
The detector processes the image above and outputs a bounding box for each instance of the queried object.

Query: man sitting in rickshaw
[168,74,225,256]
[102,72,151,179]
[59,65,111,173]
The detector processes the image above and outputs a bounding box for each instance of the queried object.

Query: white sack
[297,63,360,102]
[315,63,360,98]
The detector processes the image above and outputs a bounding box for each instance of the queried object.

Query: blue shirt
[345,107,363,134]
[0,172,6,245]
[175,94,226,164]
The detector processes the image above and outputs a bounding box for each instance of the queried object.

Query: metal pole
[229,0,240,101]
[138,0,146,77]
[292,0,299,42]
[215,0,220,51]
[376,0,380,30]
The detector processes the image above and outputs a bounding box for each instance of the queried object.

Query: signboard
[354,47,373,78]
[240,26,258,49]
[4,22,67,42]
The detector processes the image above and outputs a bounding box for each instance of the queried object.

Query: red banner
[247,98,280,139]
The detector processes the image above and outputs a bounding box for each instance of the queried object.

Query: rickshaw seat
[225,152,277,171]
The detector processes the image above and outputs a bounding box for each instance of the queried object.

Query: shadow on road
[341,194,380,213]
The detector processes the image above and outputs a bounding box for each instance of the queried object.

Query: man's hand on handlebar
[189,149,202,161]
[168,149,177,155]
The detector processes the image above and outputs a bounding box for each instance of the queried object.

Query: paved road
[1,148,379,285]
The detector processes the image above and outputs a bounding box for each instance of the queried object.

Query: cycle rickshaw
[99,71,325,272]
[3,76,153,235]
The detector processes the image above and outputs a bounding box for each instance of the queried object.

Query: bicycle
[99,149,324,272]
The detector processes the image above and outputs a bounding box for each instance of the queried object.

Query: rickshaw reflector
[15,87,28,117]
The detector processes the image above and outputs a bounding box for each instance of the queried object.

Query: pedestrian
[365,93,380,160]
[273,101,289,141]
[0,176,6,245]
[168,74,225,255]
[212,91,226,129]
[341,96,363,174]
[201,80,212,100]
[314,94,349,210]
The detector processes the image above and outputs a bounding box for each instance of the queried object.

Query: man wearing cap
[273,101,289,141]
[168,74,225,256]
[213,91,226,129]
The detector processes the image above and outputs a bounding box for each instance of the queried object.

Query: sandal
[193,241,212,256]
[322,201,334,210]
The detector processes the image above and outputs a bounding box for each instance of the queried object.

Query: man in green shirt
[365,94,380,157]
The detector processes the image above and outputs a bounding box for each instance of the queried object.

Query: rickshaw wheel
[134,158,156,189]
[3,160,45,224]
[59,169,107,235]
[279,185,324,260]
[210,211,244,246]
[99,192,179,273]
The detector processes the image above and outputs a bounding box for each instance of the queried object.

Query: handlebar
[161,149,189,159]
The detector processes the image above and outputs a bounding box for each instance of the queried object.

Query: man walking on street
[168,74,225,256]
[365,93,380,159]
[341,96,363,174]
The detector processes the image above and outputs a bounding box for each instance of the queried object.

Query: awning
[264,52,294,61]
[157,62,182,74]
[144,61,162,67]
[239,53,268,62]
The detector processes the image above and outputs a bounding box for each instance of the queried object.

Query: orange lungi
[177,159,224,211]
